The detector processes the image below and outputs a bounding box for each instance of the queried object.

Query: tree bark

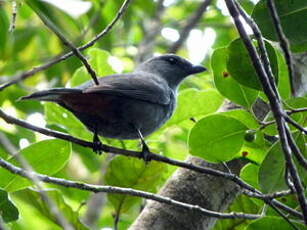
[129,157,243,230]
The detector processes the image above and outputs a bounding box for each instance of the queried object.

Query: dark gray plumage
[21,54,206,161]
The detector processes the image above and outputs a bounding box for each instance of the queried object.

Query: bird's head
[135,54,206,89]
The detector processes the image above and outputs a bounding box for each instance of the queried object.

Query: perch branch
[0,157,261,220]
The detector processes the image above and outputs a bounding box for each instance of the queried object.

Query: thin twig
[288,108,307,115]
[0,157,261,220]
[284,116,307,135]
[242,189,292,200]
[225,0,307,224]
[0,0,132,91]
[9,1,17,32]
[0,108,300,219]
[136,0,165,63]
[259,108,307,130]
[168,0,212,53]
[285,129,307,170]
[32,6,99,85]
[267,0,295,96]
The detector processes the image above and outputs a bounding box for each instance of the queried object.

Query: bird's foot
[93,132,103,155]
[140,142,152,163]
[93,140,103,155]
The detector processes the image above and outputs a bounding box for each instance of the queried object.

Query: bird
[21,54,206,161]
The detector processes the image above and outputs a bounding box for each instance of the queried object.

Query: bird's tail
[20,88,82,102]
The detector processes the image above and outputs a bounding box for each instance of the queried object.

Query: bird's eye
[167,57,177,65]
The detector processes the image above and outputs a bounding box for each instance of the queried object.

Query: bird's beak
[190,65,207,74]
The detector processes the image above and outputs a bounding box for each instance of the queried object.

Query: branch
[267,0,295,96]
[225,0,307,224]
[288,107,307,115]
[9,1,17,32]
[32,8,99,85]
[0,157,261,220]
[136,0,165,63]
[285,129,307,170]
[284,116,307,135]
[235,1,279,99]
[0,108,300,219]
[167,0,212,53]
[0,0,131,91]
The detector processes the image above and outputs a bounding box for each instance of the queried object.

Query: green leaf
[246,216,304,230]
[88,48,115,77]
[15,189,88,230]
[221,109,259,129]
[239,130,267,164]
[188,114,248,163]
[276,47,291,99]
[227,38,278,90]
[258,141,287,193]
[0,139,71,192]
[163,89,224,128]
[44,102,92,140]
[0,189,19,223]
[240,163,260,189]
[237,0,255,15]
[105,156,166,213]
[0,7,9,59]
[252,0,307,52]
[70,48,115,87]
[212,48,258,108]
[12,28,37,54]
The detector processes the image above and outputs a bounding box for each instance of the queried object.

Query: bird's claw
[93,140,103,155]
[140,143,152,163]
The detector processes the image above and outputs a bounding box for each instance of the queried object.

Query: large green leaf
[105,156,165,214]
[212,48,258,108]
[252,0,307,52]
[163,89,224,128]
[0,189,19,223]
[189,114,248,163]
[240,164,260,190]
[220,109,259,129]
[258,141,287,193]
[227,38,278,90]
[15,188,88,230]
[0,139,71,192]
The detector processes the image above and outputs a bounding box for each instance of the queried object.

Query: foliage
[0,0,306,229]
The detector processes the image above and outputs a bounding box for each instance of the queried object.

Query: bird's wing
[82,74,171,105]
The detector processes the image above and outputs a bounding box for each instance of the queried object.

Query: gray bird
[21,54,206,161]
